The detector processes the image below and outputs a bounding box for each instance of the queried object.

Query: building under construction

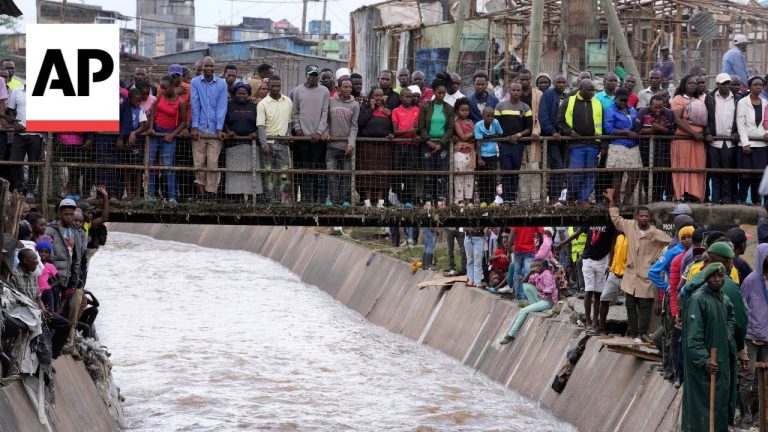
[350,0,768,87]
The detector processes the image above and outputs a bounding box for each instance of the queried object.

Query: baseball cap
[59,198,77,209]
[734,34,749,44]
[715,73,732,84]
[168,64,184,75]
[407,85,421,95]
[306,65,320,76]
[670,203,692,216]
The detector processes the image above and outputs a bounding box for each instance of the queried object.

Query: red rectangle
[26,120,120,132]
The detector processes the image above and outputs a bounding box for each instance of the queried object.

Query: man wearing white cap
[705,73,739,204]
[722,34,750,85]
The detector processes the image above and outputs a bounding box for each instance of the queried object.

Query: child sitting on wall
[500,259,558,345]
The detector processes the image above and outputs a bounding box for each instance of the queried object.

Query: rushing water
[88,232,575,432]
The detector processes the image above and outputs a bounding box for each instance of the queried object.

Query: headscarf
[678,225,695,240]
[36,241,52,254]
[232,81,252,97]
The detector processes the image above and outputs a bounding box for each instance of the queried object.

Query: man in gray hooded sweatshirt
[325,78,359,205]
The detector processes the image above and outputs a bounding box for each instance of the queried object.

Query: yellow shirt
[609,234,628,276]
[686,261,739,284]
[256,94,293,141]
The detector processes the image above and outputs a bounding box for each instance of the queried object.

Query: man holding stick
[682,262,737,431]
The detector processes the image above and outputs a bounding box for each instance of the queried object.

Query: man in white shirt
[706,73,739,204]
[443,72,465,107]
[8,86,44,198]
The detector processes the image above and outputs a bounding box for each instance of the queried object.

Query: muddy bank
[111,223,680,432]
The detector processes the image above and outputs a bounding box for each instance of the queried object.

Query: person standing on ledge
[605,188,671,343]
[681,262,736,432]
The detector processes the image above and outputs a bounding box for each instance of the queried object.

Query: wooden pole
[710,347,717,432]
[41,133,53,220]
[598,0,643,93]
[447,0,469,73]
[301,0,308,37]
[527,0,544,77]
[674,4,682,80]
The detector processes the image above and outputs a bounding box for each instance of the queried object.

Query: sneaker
[404,202,414,209]
[500,335,515,345]
[444,270,456,277]
[146,196,156,203]
[497,286,513,293]
[480,202,488,208]
[377,199,385,208]
[407,238,414,247]
[364,199,372,207]
[633,337,642,344]
[168,198,177,204]
[486,287,496,293]
[342,202,351,207]
[325,200,334,206]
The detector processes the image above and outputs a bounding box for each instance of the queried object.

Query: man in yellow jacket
[556,79,605,205]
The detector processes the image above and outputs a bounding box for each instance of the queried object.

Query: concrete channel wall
[0,356,118,432]
[112,223,682,432]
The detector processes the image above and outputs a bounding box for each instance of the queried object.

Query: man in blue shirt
[722,34,750,87]
[190,56,228,197]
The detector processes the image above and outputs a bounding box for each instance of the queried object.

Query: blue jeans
[422,228,436,254]
[148,126,177,200]
[568,145,599,204]
[499,143,524,201]
[464,235,484,285]
[509,252,534,300]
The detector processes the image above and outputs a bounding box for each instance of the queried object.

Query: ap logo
[26,24,119,132]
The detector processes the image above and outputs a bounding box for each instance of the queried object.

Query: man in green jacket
[682,241,749,425]
[682,262,735,432]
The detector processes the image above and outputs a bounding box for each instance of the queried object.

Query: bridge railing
[6,131,766,216]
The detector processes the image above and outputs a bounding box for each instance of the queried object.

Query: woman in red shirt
[147,75,187,203]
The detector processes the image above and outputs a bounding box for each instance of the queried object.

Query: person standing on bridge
[191,56,228,198]
[292,65,330,203]
[735,75,768,205]
[257,76,293,204]
[325,78,359,206]
[556,79,604,206]
[723,35,750,88]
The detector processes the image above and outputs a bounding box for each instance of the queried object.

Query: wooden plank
[417,276,467,288]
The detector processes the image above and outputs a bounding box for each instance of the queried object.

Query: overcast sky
[9,0,373,42]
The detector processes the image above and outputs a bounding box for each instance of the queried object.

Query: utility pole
[60,0,67,23]
[527,0,544,77]
[301,0,308,36]
[448,0,469,73]
[598,0,643,93]
[318,0,327,56]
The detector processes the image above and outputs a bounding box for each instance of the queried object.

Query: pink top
[531,269,558,304]
[141,94,157,117]
[535,234,553,260]
[37,262,57,292]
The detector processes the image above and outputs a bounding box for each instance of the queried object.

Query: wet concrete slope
[0,356,118,432]
[112,223,681,432]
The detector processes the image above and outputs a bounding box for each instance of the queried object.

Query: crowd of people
[421,191,766,430]
[1,194,107,400]
[0,34,762,208]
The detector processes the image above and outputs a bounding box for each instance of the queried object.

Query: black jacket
[705,89,740,141]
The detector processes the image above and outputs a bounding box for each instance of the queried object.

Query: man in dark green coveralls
[682,262,735,432]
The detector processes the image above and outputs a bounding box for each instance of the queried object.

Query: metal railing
[5,130,766,218]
